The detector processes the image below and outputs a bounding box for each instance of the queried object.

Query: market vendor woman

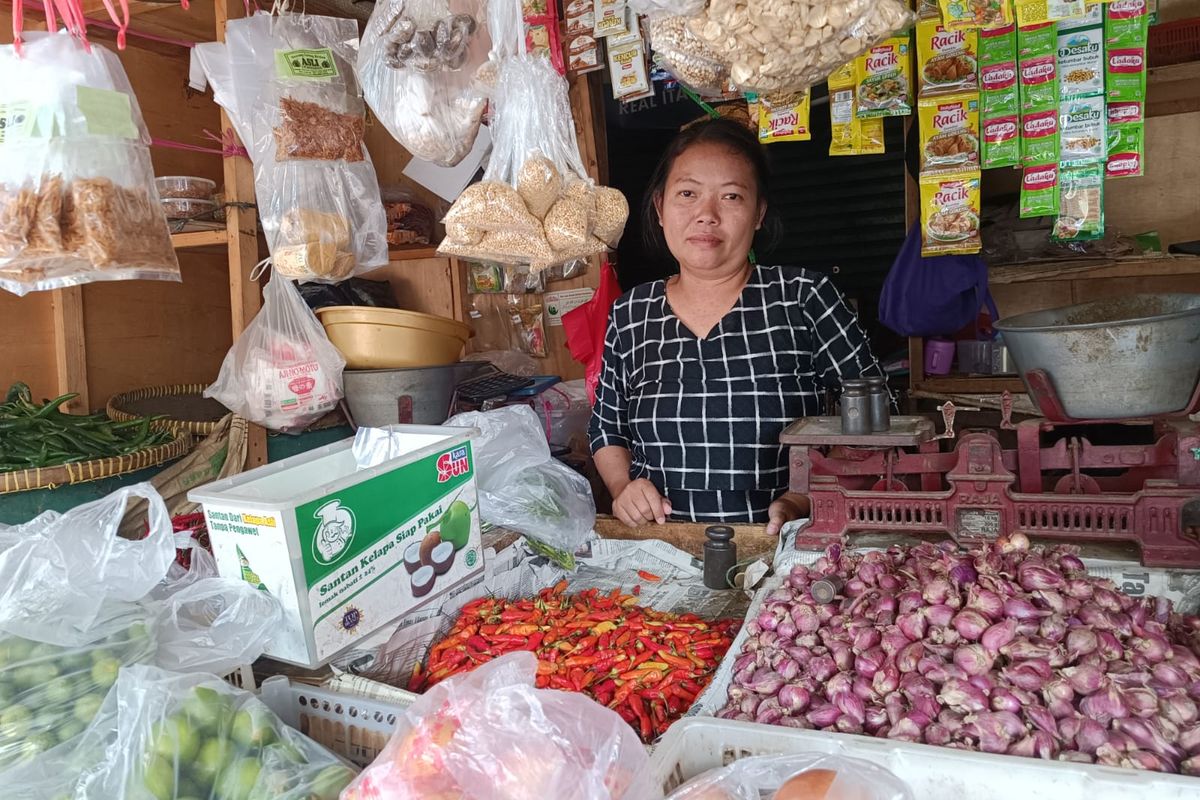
[589,118,885,535]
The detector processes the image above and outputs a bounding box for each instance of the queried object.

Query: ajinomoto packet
[757,91,811,143]
[1106,100,1144,178]
[1056,26,1104,98]
[829,63,885,156]
[1059,94,1106,163]
[917,18,979,97]
[1015,0,1083,27]
[982,114,1021,167]
[1052,164,1104,241]
[1017,21,1056,58]
[855,37,913,119]
[939,0,1012,31]
[919,171,982,256]
[919,93,981,174]
[1020,162,1059,217]
[1021,107,1059,163]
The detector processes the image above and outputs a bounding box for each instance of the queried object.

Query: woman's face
[654,141,766,277]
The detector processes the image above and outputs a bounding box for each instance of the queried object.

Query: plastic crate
[258,675,416,767]
[649,717,1199,799]
[1149,18,1200,67]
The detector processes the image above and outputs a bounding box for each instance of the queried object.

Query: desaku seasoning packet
[917,18,979,97]
[919,171,982,256]
[855,37,914,119]
[919,92,981,174]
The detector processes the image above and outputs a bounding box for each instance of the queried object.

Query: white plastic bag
[205,269,346,433]
[68,665,356,800]
[0,32,179,296]
[358,0,491,167]
[445,405,595,555]
[194,12,388,280]
[343,652,653,800]
[627,0,708,17]
[666,753,914,800]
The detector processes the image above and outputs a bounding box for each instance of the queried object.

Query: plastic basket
[649,717,1200,799]
[1148,18,1200,67]
[258,675,416,767]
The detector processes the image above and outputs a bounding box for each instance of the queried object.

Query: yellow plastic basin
[315,306,472,369]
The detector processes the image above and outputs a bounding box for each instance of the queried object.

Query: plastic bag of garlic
[680,0,915,95]
[438,0,629,272]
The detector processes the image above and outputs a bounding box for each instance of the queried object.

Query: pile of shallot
[717,534,1200,775]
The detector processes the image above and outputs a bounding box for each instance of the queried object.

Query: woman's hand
[613,479,673,527]
[766,493,809,536]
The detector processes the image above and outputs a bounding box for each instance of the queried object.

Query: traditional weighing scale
[783,294,1200,567]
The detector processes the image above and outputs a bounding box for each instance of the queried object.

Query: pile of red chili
[409,580,741,740]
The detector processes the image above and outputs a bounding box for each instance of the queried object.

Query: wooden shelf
[388,245,442,261]
[912,375,1027,394]
[171,229,229,250]
[989,255,1200,285]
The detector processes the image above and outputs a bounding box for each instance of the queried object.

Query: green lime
[13,664,50,689]
[195,737,235,785]
[55,719,86,744]
[184,687,233,734]
[4,639,33,663]
[142,754,176,800]
[262,741,306,766]
[230,708,278,750]
[73,694,104,724]
[216,757,262,800]
[0,705,33,740]
[308,765,356,800]
[152,714,201,763]
[61,650,94,671]
[42,676,77,706]
[91,657,120,689]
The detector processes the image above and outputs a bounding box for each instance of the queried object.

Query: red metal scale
[783,374,1200,567]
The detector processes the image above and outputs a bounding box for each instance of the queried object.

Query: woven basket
[107,384,225,437]
[0,429,193,495]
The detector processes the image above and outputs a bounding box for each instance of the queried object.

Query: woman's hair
[641,117,772,253]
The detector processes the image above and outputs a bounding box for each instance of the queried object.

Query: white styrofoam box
[189,425,485,668]
[259,675,415,767]
[649,717,1200,799]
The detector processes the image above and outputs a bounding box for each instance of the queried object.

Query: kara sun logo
[313,499,356,565]
[437,446,470,483]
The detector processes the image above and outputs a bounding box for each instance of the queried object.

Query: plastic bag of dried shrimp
[194,11,388,282]
[358,0,492,167]
[0,32,179,296]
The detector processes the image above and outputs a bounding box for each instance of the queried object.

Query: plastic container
[259,675,414,767]
[160,197,217,220]
[1148,17,1200,67]
[188,426,485,668]
[956,339,993,374]
[343,363,487,427]
[923,337,956,375]
[316,305,473,369]
[154,175,216,199]
[650,717,1200,800]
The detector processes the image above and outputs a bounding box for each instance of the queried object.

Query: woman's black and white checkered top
[588,264,884,523]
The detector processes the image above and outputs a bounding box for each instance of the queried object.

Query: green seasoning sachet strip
[1052,164,1104,241]
[980,22,1017,65]
[1106,101,1145,178]
[981,61,1018,116]
[1017,21,1056,58]
[1105,0,1149,102]
[1020,163,1060,217]
[1021,106,1059,164]
[983,114,1021,168]
[1019,53,1058,110]
[1105,0,1149,46]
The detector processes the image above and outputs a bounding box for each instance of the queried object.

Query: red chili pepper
[636,570,661,582]
[632,584,641,596]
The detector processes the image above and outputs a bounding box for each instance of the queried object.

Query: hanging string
[248,257,273,282]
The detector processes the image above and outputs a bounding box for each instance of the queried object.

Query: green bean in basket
[0,383,173,471]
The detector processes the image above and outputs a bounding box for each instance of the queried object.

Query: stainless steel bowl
[994,293,1200,419]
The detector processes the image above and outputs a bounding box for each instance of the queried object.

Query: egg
[773,769,839,800]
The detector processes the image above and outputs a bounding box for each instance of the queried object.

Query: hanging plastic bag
[562,260,621,404]
[358,0,491,167]
[62,664,357,800]
[0,32,179,296]
[666,753,913,800]
[194,12,388,281]
[343,652,654,800]
[445,405,595,556]
[205,267,346,433]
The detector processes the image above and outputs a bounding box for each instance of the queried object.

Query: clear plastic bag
[628,0,709,18]
[69,664,356,800]
[666,753,914,800]
[445,405,595,555]
[205,268,346,433]
[648,16,733,98]
[359,0,491,167]
[343,652,653,800]
[687,0,915,94]
[194,12,388,281]
[0,32,179,296]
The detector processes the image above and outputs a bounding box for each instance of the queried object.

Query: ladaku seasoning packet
[1106,0,1149,102]
[1020,162,1059,217]
[1106,100,1144,178]
[1021,106,1059,164]
[920,171,982,256]
[983,114,1020,167]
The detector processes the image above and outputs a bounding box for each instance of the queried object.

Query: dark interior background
[603,83,911,361]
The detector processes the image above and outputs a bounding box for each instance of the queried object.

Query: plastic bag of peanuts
[439,0,629,271]
[686,0,916,95]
